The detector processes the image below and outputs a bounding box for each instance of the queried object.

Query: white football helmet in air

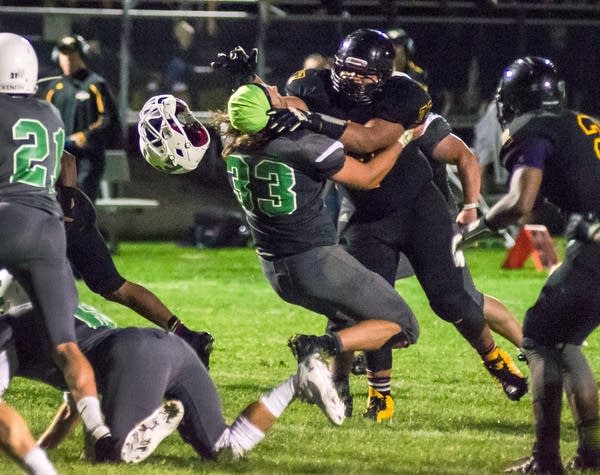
[0,33,38,95]
[138,94,210,175]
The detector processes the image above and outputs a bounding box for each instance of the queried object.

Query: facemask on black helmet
[331,28,395,105]
[495,56,565,126]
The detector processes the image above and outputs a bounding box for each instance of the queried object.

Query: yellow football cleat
[363,387,394,423]
[483,347,528,401]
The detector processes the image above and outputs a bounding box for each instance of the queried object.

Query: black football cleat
[566,449,600,471]
[505,456,564,474]
[182,331,214,370]
[351,351,367,376]
[288,334,336,362]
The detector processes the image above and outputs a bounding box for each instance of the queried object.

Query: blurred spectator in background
[387,27,429,89]
[472,99,507,196]
[303,52,332,70]
[164,20,197,105]
[43,35,121,203]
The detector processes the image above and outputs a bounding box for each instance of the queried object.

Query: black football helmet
[331,28,395,104]
[386,28,415,59]
[495,56,565,126]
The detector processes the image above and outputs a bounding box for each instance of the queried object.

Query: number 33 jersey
[0,94,65,217]
[225,129,345,259]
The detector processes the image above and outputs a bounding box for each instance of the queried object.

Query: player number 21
[10,118,64,191]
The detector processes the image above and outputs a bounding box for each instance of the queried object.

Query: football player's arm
[484,165,542,231]
[57,151,77,224]
[37,397,80,450]
[339,118,406,155]
[341,78,433,155]
[431,134,481,225]
[59,150,77,188]
[332,127,418,189]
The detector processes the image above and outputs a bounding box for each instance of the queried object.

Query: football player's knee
[381,327,417,350]
[431,292,483,325]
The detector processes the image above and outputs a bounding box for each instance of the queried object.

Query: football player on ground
[211,82,427,404]
[57,149,213,368]
[0,297,344,465]
[458,56,600,474]
[0,32,112,457]
[279,28,527,422]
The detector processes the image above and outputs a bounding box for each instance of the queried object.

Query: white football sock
[23,447,57,475]
[228,415,265,458]
[76,396,109,440]
[259,375,296,418]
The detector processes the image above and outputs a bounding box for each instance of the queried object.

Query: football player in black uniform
[0,32,112,462]
[214,82,425,400]
[56,160,214,368]
[460,57,600,474]
[283,28,527,421]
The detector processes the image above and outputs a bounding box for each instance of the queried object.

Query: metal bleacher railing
[2,0,599,138]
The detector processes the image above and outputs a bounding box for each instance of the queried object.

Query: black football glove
[210,46,258,85]
[266,108,347,139]
[266,108,321,134]
[565,213,600,243]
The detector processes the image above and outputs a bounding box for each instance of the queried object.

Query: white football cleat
[296,353,346,426]
[121,399,184,463]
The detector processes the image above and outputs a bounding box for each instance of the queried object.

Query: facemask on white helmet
[0,33,39,95]
[138,95,210,174]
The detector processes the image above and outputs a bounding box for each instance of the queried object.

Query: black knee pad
[430,291,483,325]
[431,292,484,342]
[380,329,411,350]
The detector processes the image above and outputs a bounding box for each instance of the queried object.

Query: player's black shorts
[523,240,600,346]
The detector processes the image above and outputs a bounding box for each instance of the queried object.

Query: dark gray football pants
[0,203,77,348]
[82,328,228,458]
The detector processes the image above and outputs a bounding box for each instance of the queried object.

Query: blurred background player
[460,56,600,474]
[42,34,121,203]
[386,27,428,89]
[0,32,112,458]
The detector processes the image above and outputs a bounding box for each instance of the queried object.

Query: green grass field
[3,239,596,474]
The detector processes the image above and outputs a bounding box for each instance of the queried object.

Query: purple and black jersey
[501,108,600,215]
[226,129,345,258]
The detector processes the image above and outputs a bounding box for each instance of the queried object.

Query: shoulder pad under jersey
[376,73,432,128]
[285,68,332,112]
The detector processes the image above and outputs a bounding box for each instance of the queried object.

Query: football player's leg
[0,402,57,475]
[89,329,193,461]
[68,189,214,367]
[482,294,523,348]
[263,246,419,356]
[407,184,526,399]
[520,338,564,470]
[562,343,600,469]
